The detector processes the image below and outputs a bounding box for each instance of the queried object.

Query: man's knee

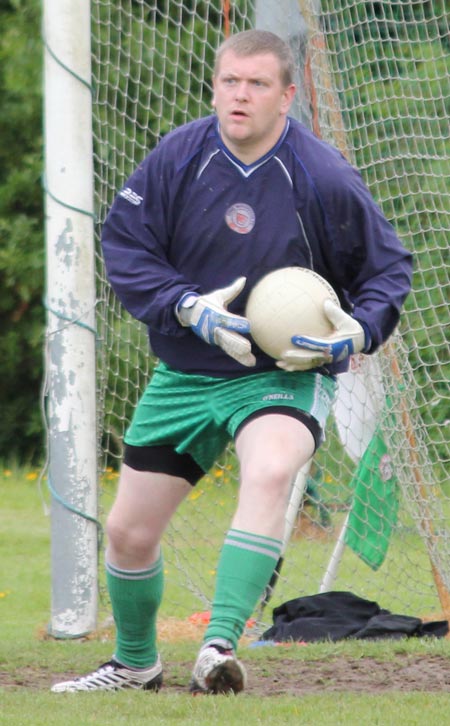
[244,458,296,500]
[106,513,156,560]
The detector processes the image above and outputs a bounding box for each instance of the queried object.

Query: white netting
[91,0,449,626]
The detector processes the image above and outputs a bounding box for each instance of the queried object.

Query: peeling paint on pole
[43,1,98,637]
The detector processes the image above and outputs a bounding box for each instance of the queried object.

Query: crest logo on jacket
[225,203,255,234]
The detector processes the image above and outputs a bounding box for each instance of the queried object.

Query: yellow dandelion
[214,469,224,478]
[25,472,38,481]
[3,470,12,477]
[188,489,203,501]
[324,474,333,484]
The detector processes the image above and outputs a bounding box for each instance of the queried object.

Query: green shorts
[124,362,336,476]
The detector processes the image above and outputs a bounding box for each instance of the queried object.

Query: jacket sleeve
[100,149,200,337]
[318,158,413,353]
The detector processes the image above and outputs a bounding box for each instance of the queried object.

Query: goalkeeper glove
[277,299,366,372]
[176,277,256,367]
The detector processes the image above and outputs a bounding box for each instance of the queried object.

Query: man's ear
[281,83,296,115]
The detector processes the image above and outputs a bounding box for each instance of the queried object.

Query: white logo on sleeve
[119,187,143,206]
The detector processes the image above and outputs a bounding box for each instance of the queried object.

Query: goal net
[90,0,449,629]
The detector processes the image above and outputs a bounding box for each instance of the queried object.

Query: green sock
[106,555,164,668]
[205,529,282,650]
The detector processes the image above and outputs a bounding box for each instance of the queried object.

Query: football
[245,267,340,359]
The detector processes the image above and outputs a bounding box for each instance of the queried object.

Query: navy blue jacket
[101,116,412,376]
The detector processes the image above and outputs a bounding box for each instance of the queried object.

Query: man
[51,29,412,694]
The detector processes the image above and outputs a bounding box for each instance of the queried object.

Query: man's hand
[277,299,366,372]
[176,277,256,367]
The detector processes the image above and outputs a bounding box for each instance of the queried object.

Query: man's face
[212,50,295,162]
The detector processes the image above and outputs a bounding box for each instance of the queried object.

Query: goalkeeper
[51,29,412,695]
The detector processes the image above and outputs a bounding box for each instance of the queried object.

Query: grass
[3,691,450,726]
[2,466,450,725]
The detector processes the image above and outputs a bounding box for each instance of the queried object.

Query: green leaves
[0,0,44,462]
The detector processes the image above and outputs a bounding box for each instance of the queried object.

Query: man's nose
[234,81,249,100]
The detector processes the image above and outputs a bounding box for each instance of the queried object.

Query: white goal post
[43,0,98,637]
[43,0,449,637]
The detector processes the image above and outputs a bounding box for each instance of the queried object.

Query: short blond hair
[214,29,295,88]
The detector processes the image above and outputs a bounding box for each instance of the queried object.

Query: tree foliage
[0,0,44,463]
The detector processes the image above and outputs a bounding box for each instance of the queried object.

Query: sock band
[106,557,163,580]
[224,529,282,560]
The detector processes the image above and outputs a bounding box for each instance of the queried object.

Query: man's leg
[105,464,191,668]
[191,414,315,694]
[52,464,191,692]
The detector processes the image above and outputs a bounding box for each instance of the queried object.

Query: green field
[2,467,450,725]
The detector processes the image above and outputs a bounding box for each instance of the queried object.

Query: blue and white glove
[277,299,366,372]
[176,277,256,367]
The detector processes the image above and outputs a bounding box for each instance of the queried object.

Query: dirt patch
[243,654,450,695]
[2,654,450,694]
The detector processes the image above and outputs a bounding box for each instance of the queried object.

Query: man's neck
[218,119,289,166]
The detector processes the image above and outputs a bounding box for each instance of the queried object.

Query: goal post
[43,0,98,637]
[43,0,449,637]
